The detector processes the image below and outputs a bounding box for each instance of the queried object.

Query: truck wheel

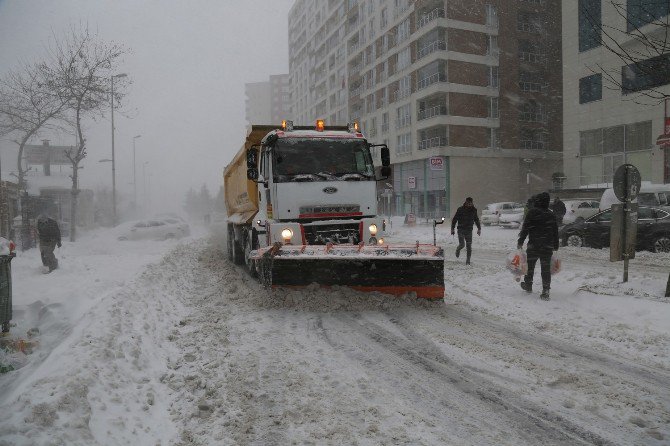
[231,228,245,265]
[226,225,234,261]
[244,231,258,277]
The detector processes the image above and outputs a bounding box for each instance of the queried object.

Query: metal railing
[519,52,546,63]
[381,122,389,133]
[393,88,411,101]
[519,112,548,123]
[418,40,447,59]
[418,105,447,120]
[417,8,445,28]
[418,136,448,150]
[520,140,546,150]
[396,115,412,129]
[417,72,447,90]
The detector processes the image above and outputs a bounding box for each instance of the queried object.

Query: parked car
[117,218,190,241]
[562,199,600,224]
[559,206,670,252]
[599,184,670,212]
[481,202,523,226]
[498,204,526,228]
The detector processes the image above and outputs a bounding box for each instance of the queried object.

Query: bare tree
[45,25,128,241]
[582,1,670,103]
[0,63,68,192]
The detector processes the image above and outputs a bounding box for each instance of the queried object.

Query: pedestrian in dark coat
[36,214,61,272]
[517,192,559,300]
[551,196,567,225]
[450,197,481,265]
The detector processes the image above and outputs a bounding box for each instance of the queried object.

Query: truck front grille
[302,222,360,245]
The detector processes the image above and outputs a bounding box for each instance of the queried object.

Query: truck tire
[231,227,245,265]
[244,230,258,277]
[226,224,234,261]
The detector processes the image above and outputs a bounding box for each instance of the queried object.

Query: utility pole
[132,134,141,209]
[110,73,127,225]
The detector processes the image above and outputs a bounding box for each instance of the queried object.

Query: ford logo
[323,187,337,194]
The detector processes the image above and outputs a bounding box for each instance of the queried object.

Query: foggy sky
[0,0,294,214]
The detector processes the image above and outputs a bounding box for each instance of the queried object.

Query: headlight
[281,228,293,242]
[368,224,378,235]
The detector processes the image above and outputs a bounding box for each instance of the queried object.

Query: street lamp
[110,73,127,225]
[132,134,141,208]
[142,161,149,209]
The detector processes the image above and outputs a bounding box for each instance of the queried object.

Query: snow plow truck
[223,120,445,298]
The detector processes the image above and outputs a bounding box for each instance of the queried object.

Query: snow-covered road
[0,224,668,445]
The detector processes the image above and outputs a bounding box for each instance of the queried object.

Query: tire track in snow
[314,312,613,446]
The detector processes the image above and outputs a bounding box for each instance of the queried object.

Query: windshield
[273,138,374,182]
[637,193,658,206]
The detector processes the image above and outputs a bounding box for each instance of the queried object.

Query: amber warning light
[316,119,325,131]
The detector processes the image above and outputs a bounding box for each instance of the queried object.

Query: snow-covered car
[117,218,190,241]
[498,205,525,228]
[560,206,670,252]
[481,202,523,226]
[562,199,600,224]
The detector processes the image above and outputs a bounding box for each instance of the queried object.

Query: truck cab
[247,121,390,249]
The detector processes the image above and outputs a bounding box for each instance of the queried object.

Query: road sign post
[610,164,641,282]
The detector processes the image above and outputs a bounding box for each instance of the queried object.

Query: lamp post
[132,134,141,209]
[110,73,127,225]
[143,161,149,210]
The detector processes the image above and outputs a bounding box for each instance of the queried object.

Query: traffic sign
[429,157,443,170]
[407,176,416,189]
[613,164,641,202]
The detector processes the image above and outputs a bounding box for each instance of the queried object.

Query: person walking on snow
[551,196,567,225]
[517,192,559,300]
[36,214,61,272]
[450,197,481,265]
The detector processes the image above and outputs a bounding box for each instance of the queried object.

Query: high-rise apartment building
[245,74,290,126]
[563,1,670,187]
[288,0,562,217]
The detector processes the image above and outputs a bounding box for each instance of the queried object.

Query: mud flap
[254,243,444,299]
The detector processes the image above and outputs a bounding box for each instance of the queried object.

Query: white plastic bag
[550,252,561,275]
[506,249,528,281]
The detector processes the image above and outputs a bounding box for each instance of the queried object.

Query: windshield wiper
[292,174,317,182]
[314,171,338,180]
[340,173,371,181]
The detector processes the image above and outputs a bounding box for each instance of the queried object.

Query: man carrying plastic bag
[517,192,559,301]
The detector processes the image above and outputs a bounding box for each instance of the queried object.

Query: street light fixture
[523,158,534,198]
[132,134,141,208]
[110,73,127,225]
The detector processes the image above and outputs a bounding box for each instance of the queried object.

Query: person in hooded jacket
[36,214,61,272]
[551,196,567,225]
[450,197,481,265]
[517,192,559,300]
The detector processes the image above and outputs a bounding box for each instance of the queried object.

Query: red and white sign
[429,156,443,170]
[407,176,416,189]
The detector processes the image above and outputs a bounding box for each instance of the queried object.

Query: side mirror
[247,168,258,181]
[381,145,390,167]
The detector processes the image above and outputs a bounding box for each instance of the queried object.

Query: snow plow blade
[253,243,444,299]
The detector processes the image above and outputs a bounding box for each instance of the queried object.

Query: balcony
[349,86,362,97]
[418,136,448,150]
[417,8,445,29]
[519,52,546,64]
[520,140,546,150]
[417,72,447,90]
[368,127,377,137]
[418,105,448,121]
[381,122,389,133]
[519,112,548,123]
[418,40,447,59]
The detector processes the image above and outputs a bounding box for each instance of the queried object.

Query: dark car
[560,206,670,253]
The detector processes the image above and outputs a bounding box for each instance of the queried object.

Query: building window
[397,47,411,71]
[489,66,499,88]
[489,128,499,149]
[485,4,498,27]
[396,103,411,128]
[627,0,670,31]
[622,53,670,94]
[578,0,601,52]
[397,18,410,43]
[489,97,499,118]
[579,73,602,103]
[486,35,499,56]
[517,12,542,33]
[380,8,388,28]
[396,132,412,155]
